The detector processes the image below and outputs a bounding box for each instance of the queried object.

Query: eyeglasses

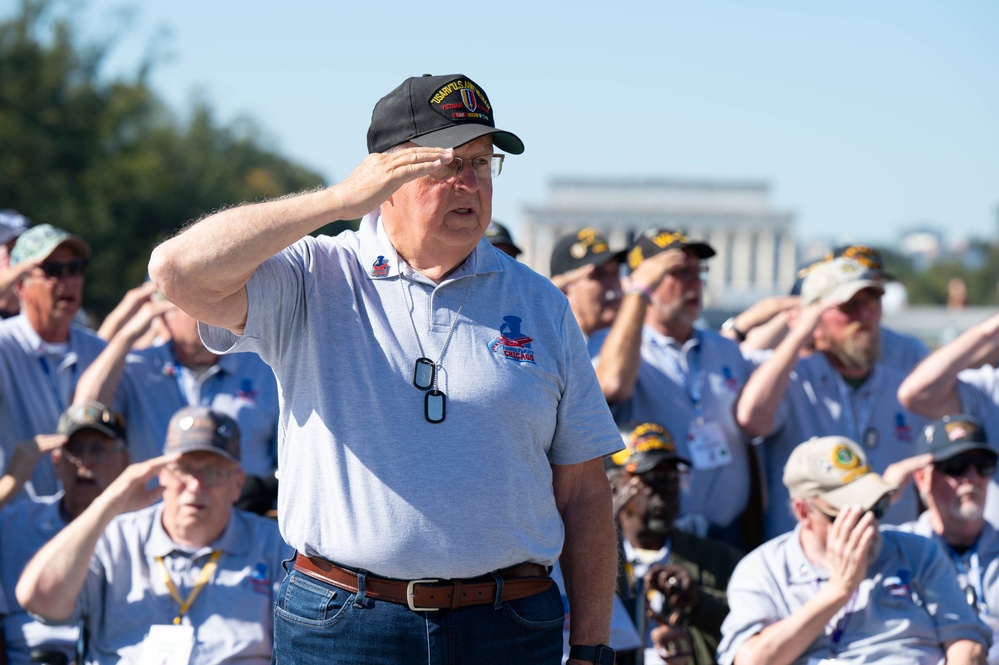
[812,493,891,523]
[664,265,708,282]
[430,153,504,181]
[165,463,237,487]
[38,259,88,279]
[63,440,127,464]
[935,453,998,479]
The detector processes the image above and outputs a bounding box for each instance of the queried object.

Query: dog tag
[425,390,446,423]
[413,358,435,390]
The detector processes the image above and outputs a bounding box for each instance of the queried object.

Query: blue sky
[74,0,999,248]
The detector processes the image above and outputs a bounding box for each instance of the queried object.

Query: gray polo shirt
[200,211,622,579]
[897,512,999,663]
[0,495,77,665]
[111,342,279,476]
[955,367,999,530]
[759,355,926,539]
[589,326,756,529]
[45,503,291,665]
[718,526,990,664]
[0,315,105,498]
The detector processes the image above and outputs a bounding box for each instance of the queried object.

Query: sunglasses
[935,453,998,479]
[813,492,891,523]
[38,259,88,279]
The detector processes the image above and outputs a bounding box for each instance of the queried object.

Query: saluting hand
[824,505,877,600]
[332,147,454,221]
[97,453,179,517]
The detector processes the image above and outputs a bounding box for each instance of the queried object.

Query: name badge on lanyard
[687,421,732,470]
[137,624,195,665]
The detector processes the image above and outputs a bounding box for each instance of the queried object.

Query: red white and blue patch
[460,87,478,112]
[488,316,536,364]
[370,255,390,278]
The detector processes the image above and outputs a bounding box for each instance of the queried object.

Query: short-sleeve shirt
[0,496,78,665]
[0,315,106,498]
[589,326,757,529]
[51,504,291,665]
[717,527,990,664]
[199,211,622,579]
[896,513,999,663]
[111,342,280,476]
[879,326,929,375]
[759,355,926,539]
[955,366,999,530]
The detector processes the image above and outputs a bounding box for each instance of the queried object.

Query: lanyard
[812,580,858,657]
[835,374,876,444]
[155,550,222,624]
[949,545,989,617]
[656,332,705,424]
[38,353,73,413]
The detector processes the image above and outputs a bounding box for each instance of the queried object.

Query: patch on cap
[627,228,715,270]
[428,77,494,127]
[57,401,126,440]
[611,422,690,473]
[164,406,241,462]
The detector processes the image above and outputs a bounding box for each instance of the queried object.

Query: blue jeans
[272,569,564,664]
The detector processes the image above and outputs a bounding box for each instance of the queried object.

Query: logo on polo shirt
[894,413,912,442]
[248,563,270,595]
[721,366,739,391]
[237,378,257,402]
[487,315,536,364]
[370,255,390,278]
[883,570,913,599]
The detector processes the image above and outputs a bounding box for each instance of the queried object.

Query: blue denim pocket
[501,585,566,630]
[275,571,354,627]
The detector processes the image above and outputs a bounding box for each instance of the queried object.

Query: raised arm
[0,435,66,509]
[554,457,617,661]
[16,455,173,621]
[733,508,875,665]
[75,298,176,406]
[734,301,827,438]
[897,311,999,418]
[595,250,686,403]
[148,147,454,334]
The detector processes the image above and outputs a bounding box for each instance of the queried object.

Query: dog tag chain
[399,265,473,423]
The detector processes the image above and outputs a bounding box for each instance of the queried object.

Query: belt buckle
[406,579,440,612]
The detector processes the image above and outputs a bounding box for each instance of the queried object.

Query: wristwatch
[721,316,747,342]
[569,644,616,664]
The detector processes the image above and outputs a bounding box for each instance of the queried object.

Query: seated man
[16,406,292,664]
[0,402,130,665]
[718,435,990,665]
[609,422,744,665]
[900,414,999,662]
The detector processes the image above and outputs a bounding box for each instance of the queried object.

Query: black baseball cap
[367,74,524,155]
[922,414,995,462]
[610,422,691,473]
[485,221,522,256]
[627,228,715,270]
[550,228,626,277]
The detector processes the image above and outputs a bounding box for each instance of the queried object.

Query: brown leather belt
[293,553,553,611]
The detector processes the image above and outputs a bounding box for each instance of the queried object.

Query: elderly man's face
[616,461,684,540]
[54,430,129,519]
[649,249,703,330]
[921,452,996,524]
[565,259,622,336]
[815,287,882,373]
[18,244,86,334]
[383,136,494,258]
[159,451,244,542]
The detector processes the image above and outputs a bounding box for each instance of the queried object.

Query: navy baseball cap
[367,74,524,155]
[164,406,241,463]
[550,228,626,277]
[922,414,995,462]
[627,228,715,271]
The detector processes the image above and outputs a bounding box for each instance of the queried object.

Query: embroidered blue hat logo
[487,316,535,364]
[371,255,390,278]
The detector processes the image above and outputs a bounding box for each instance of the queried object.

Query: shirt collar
[358,208,504,284]
[148,503,243,557]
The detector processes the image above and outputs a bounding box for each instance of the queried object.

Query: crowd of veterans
[2,72,999,665]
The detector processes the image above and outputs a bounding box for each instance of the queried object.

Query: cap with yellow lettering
[627,228,715,271]
[550,228,627,277]
[611,422,690,474]
[783,436,895,512]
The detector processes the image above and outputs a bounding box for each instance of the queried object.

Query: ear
[912,466,931,494]
[790,497,810,521]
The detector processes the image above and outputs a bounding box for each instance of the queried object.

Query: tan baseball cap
[783,436,895,512]
[799,257,883,306]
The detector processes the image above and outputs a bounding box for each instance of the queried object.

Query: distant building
[521,178,797,309]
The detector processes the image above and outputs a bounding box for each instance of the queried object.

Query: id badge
[138,624,195,665]
[686,421,732,470]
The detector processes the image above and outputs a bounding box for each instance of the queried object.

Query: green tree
[0,0,326,320]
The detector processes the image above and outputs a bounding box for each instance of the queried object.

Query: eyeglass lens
[433,153,503,180]
[40,259,88,279]
[167,464,233,486]
[936,453,998,478]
